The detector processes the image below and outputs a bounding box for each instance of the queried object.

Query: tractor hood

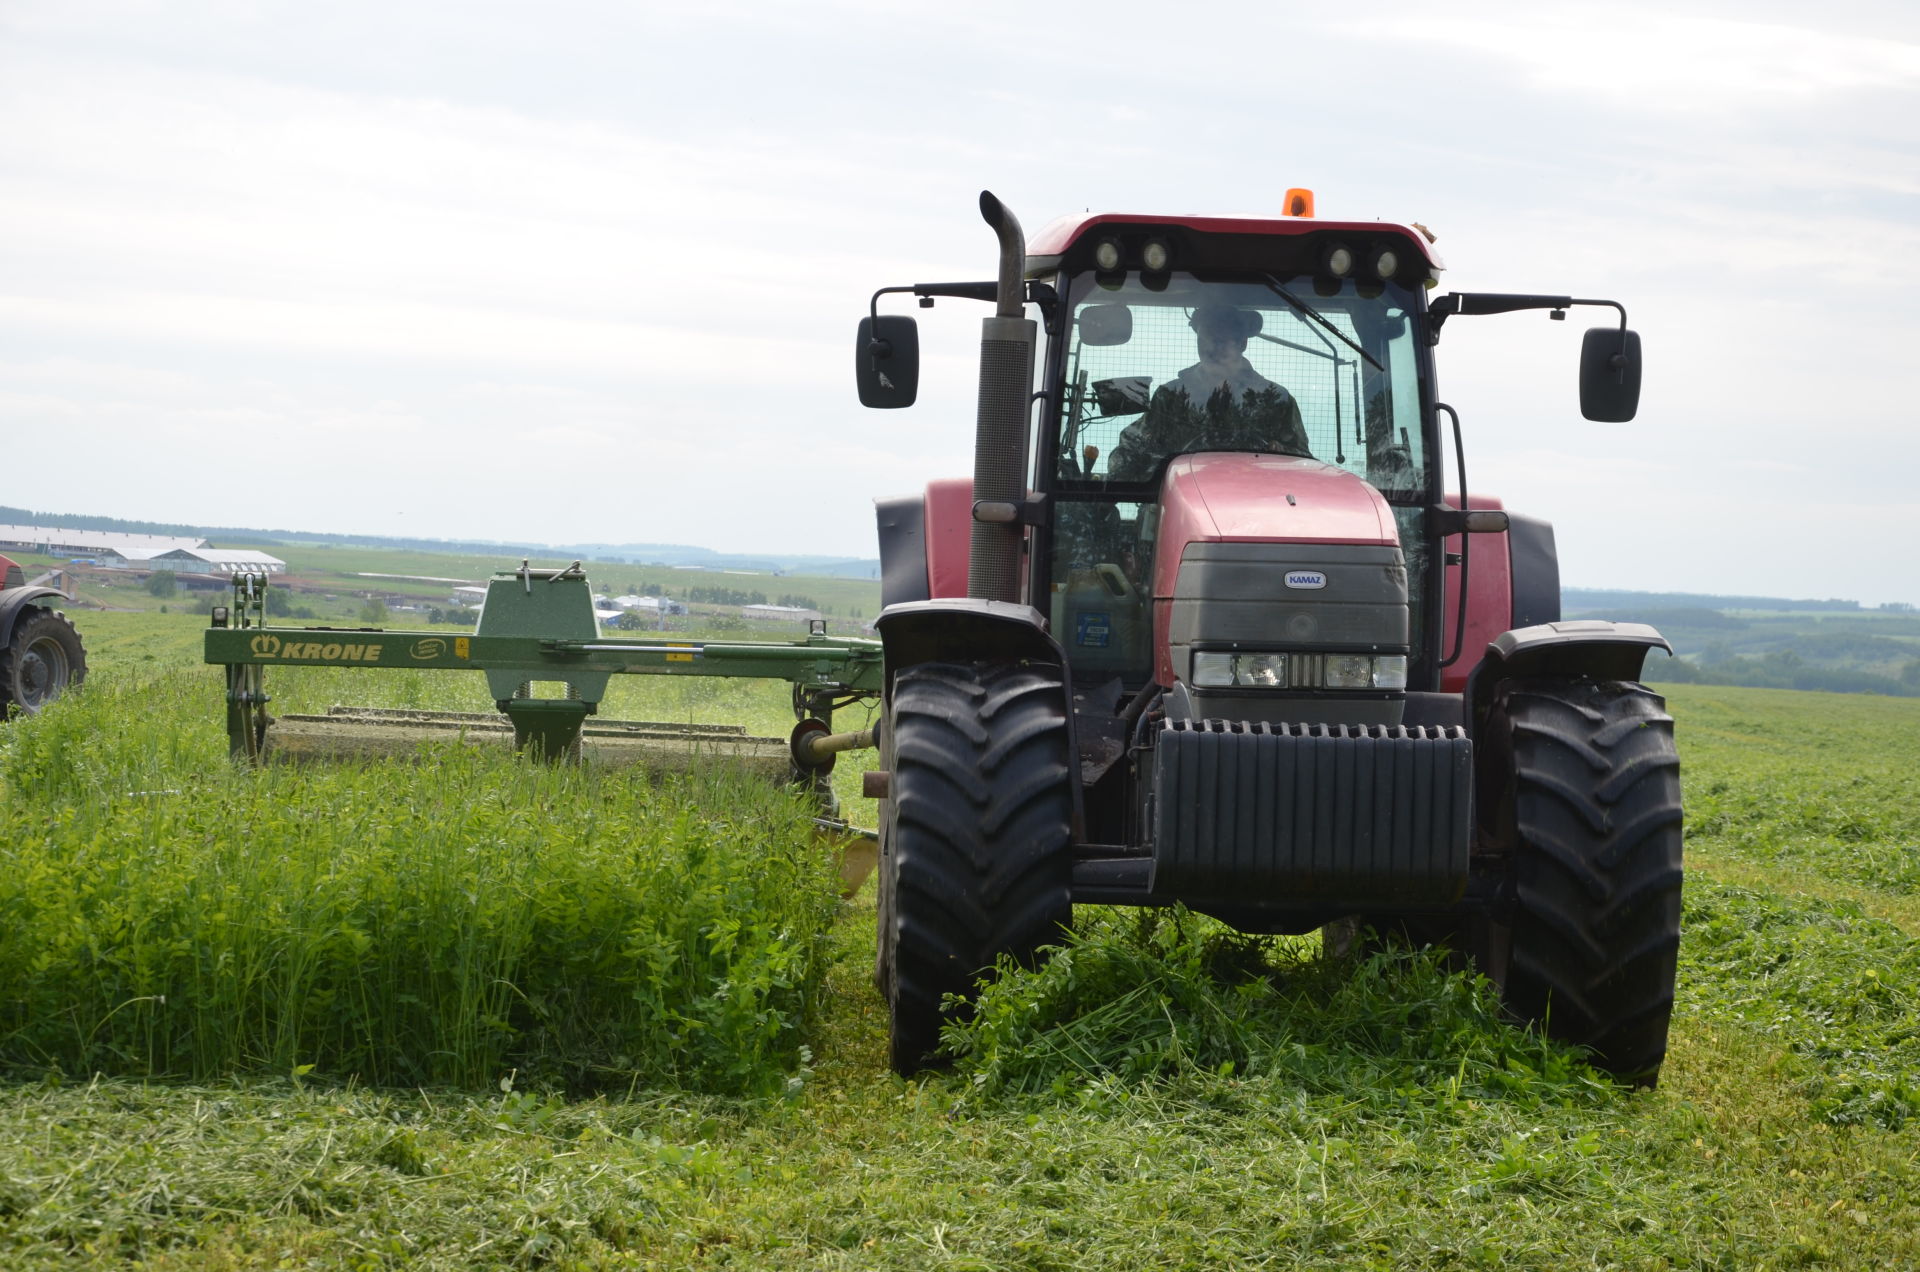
[1151,453,1398,601]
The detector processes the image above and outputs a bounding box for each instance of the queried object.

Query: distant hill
[1563,588,1912,615]
[0,506,881,581]
[1563,589,1919,698]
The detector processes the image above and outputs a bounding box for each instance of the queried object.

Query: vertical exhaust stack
[969,191,1036,604]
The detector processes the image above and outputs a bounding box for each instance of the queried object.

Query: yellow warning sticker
[454,637,470,660]
[666,645,694,663]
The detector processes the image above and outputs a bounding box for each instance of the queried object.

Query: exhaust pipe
[969,191,1036,604]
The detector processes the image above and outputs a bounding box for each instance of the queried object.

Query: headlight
[1190,651,1406,691]
[1191,651,1238,687]
[1322,654,1372,688]
[1238,652,1287,687]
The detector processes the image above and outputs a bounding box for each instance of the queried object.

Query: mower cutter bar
[206,570,884,765]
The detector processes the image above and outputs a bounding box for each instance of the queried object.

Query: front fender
[0,587,65,647]
[1466,620,1671,738]
[874,596,1083,838]
[874,598,1066,692]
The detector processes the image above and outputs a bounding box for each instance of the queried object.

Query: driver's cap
[1189,304,1262,340]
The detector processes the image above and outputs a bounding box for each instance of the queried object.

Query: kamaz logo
[249,634,384,662]
[1284,571,1328,590]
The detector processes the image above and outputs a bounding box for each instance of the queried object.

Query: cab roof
[1027,211,1444,272]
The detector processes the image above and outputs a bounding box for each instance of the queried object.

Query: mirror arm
[1427,293,1630,353]
[866,285,922,359]
[872,279,1062,345]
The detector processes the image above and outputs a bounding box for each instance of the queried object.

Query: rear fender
[873,479,975,607]
[875,494,931,607]
[0,587,64,647]
[1441,503,1561,693]
[1466,620,1672,738]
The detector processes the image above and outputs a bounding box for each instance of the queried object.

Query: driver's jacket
[1107,371,1311,482]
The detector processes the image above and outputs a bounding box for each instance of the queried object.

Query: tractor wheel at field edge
[0,607,87,716]
[875,659,1074,1074]
[1485,677,1683,1087]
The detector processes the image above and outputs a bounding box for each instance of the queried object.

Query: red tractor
[0,553,87,715]
[856,191,1681,1085]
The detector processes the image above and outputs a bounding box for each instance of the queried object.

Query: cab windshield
[1045,270,1437,688]
[1054,271,1430,499]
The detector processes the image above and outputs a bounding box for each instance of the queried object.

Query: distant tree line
[1564,588,1884,614]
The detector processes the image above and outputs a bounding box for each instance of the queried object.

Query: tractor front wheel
[1,608,87,715]
[1483,677,1683,1086]
[875,660,1074,1073]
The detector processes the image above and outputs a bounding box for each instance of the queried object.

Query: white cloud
[1357,7,1920,112]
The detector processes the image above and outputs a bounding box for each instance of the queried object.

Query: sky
[2,0,1916,603]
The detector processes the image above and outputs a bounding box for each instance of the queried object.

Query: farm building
[0,525,286,574]
[105,545,288,575]
[0,524,205,559]
[741,603,822,623]
[606,594,687,616]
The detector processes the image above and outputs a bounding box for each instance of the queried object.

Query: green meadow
[1,611,1917,1269]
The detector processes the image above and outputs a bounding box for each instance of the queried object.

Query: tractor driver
[1106,304,1311,482]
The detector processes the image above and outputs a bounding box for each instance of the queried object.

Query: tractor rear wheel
[1,608,87,715]
[1484,677,1683,1086]
[875,660,1074,1073]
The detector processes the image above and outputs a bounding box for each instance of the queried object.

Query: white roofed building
[0,524,284,573]
[110,546,287,574]
[0,523,205,558]
[741,603,822,624]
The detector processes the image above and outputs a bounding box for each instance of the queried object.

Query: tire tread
[876,660,1073,1072]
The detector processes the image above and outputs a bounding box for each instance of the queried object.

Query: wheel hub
[18,638,67,708]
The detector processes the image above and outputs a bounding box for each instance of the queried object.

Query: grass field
[1,611,1917,1268]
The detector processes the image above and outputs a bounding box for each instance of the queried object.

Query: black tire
[0,608,87,716]
[874,660,1074,1073]
[1483,678,1683,1086]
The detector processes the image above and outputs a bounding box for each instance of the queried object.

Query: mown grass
[0,628,1915,1268]
[945,911,1611,1107]
[1675,685,1920,899]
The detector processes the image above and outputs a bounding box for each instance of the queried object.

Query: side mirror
[1077,303,1133,346]
[1580,327,1641,422]
[856,314,919,408]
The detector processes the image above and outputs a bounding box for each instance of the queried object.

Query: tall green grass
[0,666,841,1095]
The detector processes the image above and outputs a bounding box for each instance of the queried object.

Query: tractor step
[263,705,791,775]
